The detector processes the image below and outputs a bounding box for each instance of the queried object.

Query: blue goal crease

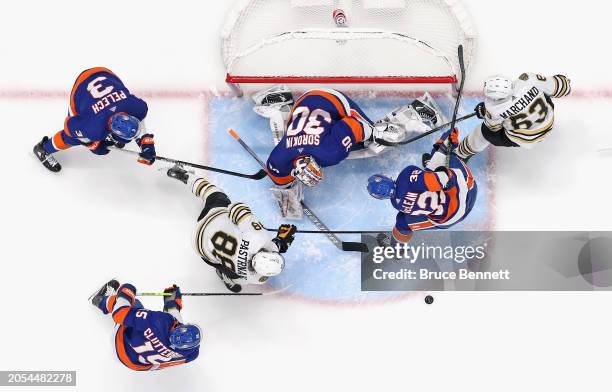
[208,94,491,303]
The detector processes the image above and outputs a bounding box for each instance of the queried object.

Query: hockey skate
[216,269,242,293]
[33,137,62,173]
[89,279,120,307]
[163,164,196,184]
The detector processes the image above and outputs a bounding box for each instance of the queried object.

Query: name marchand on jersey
[499,86,541,119]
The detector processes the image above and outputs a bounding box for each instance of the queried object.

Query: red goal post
[222,0,477,96]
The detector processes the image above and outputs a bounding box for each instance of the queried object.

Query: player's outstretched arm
[162,284,184,323]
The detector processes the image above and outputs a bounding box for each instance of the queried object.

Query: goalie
[456,73,572,161]
[253,86,441,218]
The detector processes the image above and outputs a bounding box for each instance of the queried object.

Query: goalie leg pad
[270,182,304,220]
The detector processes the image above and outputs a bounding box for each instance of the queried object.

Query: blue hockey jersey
[266,89,372,185]
[111,299,199,371]
[64,67,148,144]
[391,153,478,242]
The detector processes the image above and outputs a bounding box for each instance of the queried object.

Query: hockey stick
[375,112,476,147]
[445,45,467,169]
[227,128,369,253]
[138,292,262,297]
[111,147,268,180]
[265,228,387,235]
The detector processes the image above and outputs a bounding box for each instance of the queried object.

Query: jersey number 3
[87,76,114,99]
[287,107,332,137]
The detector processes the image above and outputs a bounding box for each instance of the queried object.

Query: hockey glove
[117,283,137,305]
[163,284,183,312]
[136,134,156,165]
[272,224,297,253]
[474,102,487,120]
[84,139,112,155]
[434,128,459,155]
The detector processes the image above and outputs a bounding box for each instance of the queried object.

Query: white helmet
[252,250,285,277]
[484,75,514,104]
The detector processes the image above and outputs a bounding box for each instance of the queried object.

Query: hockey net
[222,0,476,95]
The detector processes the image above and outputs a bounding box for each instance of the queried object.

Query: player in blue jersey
[252,86,440,218]
[33,67,156,172]
[367,129,478,243]
[90,279,201,371]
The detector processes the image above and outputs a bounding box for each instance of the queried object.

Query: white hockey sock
[457,124,491,159]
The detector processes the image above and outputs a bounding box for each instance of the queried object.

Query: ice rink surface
[2,1,612,391]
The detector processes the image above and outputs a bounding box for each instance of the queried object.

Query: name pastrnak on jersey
[194,202,278,285]
[484,73,571,148]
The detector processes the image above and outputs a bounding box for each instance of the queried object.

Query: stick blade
[228,128,240,140]
[341,242,370,253]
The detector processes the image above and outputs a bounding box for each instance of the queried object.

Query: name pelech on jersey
[484,73,570,148]
[194,203,277,284]
[114,308,199,371]
[267,89,368,183]
[66,67,148,143]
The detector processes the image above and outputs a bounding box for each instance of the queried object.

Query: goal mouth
[222,0,476,95]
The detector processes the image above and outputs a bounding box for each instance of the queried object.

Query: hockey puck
[424,295,434,305]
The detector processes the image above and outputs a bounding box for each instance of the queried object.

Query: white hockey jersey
[484,73,571,148]
[194,202,279,285]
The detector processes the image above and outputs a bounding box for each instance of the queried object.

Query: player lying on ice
[90,280,201,371]
[33,67,156,172]
[253,86,442,219]
[457,73,571,161]
[165,165,297,293]
[368,128,477,244]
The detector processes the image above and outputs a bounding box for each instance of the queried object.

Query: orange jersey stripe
[392,227,414,243]
[267,169,295,186]
[106,295,117,313]
[70,67,115,116]
[115,326,152,371]
[289,90,348,121]
[52,131,71,150]
[408,221,436,231]
[342,117,365,142]
[423,172,443,191]
[112,307,130,324]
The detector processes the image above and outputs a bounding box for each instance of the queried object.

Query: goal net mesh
[222,0,476,88]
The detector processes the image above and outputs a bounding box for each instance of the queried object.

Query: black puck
[424,295,434,305]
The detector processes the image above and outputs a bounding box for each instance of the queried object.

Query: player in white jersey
[166,165,297,293]
[456,73,571,161]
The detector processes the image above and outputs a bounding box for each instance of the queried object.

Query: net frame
[222,0,476,96]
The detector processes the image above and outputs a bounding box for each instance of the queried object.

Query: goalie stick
[227,128,369,253]
[112,147,268,180]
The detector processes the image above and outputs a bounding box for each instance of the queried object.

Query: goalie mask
[109,112,142,141]
[292,156,323,187]
[484,75,514,105]
[252,250,285,277]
